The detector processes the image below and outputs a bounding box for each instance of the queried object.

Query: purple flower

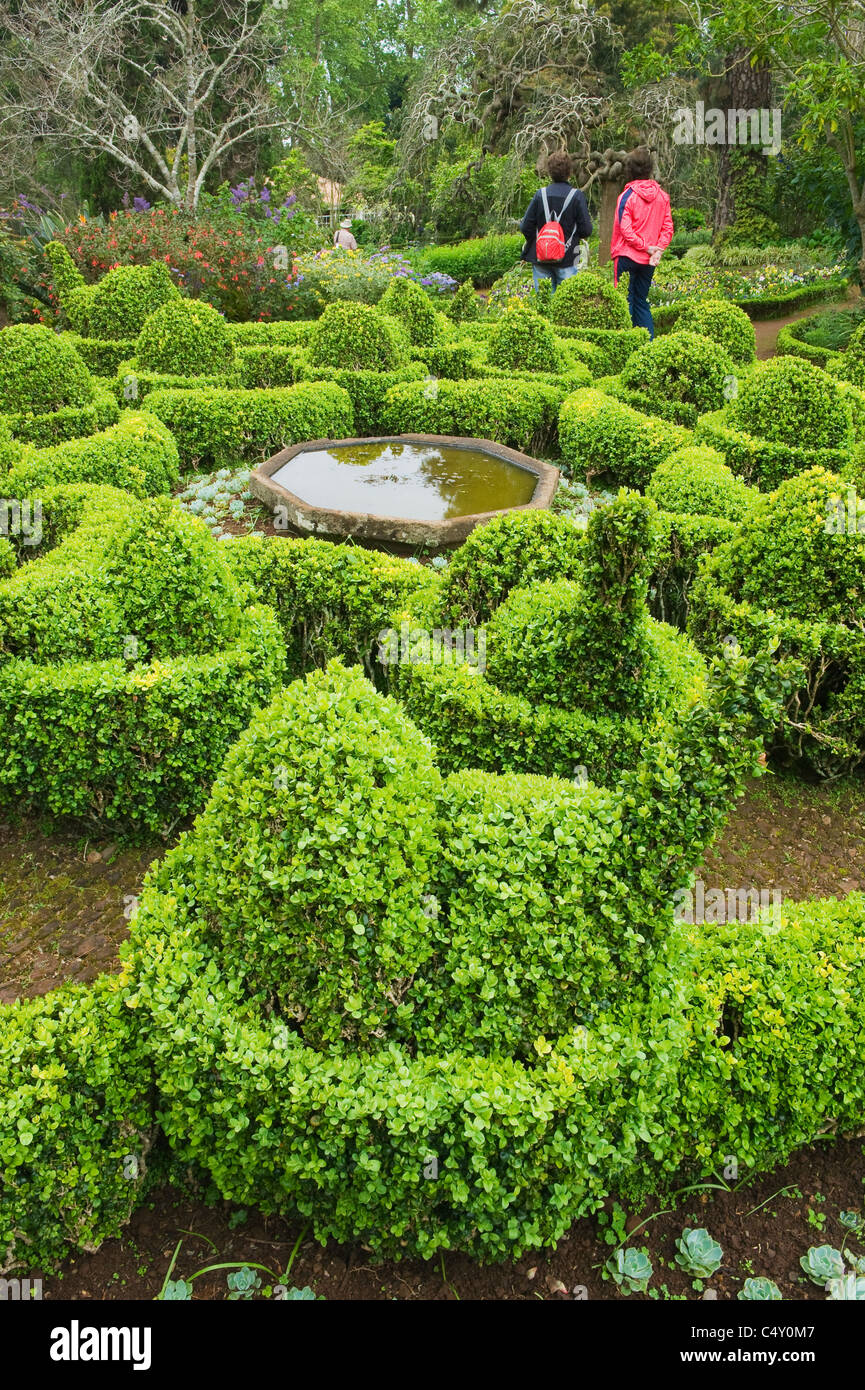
[259,187,271,202]
[133,196,151,212]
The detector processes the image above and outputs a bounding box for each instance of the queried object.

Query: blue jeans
[532,263,581,292]
[616,257,656,338]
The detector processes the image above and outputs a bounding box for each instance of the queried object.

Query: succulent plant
[826,1273,865,1301]
[227,1265,261,1300]
[675,1228,723,1278]
[738,1277,782,1301]
[800,1245,845,1286]
[606,1246,653,1295]
[161,1278,193,1300]
[839,1210,864,1232]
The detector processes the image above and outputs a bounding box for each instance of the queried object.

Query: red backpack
[535,186,579,264]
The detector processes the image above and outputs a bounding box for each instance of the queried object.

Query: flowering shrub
[55,207,308,321]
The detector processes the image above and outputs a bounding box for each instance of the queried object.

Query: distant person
[520,150,592,292]
[333,218,358,250]
[609,147,674,339]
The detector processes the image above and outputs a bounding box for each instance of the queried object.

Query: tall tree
[0,0,288,211]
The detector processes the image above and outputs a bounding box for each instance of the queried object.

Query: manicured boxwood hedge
[1,411,180,498]
[688,467,865,777]
[0,488,285,829]
[551,324,650,375]
[559,387,692,488]
[295,361,427,437]
[144,380,354,467]
[382,376,562,454]
[419,233,524,288]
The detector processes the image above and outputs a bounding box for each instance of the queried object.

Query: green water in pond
[270,442,538,521]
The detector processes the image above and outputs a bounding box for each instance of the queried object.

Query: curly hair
[625,147,655,180]
[546,150,573,182]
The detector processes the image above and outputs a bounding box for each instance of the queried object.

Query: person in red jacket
[609,147,674,339]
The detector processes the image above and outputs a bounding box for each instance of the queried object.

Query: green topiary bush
[295,362,427,437]
[688,466,865,775]
[136,298,235,377]
[0,485,285,828]
[486,303,564,373]
[445,278,483,323]
[88,261,180,340]
[833,319,865,389]
[552,324,649,375]
[674,298,756,364]
[383,376,561,454]
[0,324,95,415]
[307,301,409,372]
[559,387,692,489]
[728,355,852,450]
[188,663,442,1049]
[378,275,443,347]
[647,445,755,522]
[437,509,585,625]
[0,975,155,1276]
[617,330,736,422]
[550,272,631,330]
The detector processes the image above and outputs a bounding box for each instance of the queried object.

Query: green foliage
[144,381,354,467]
[836,319,865,389]
[606,1247,653,1294]
[307,301,409,371]
[68,334,141,378]
[619,331,736,420]
[296,362,426,436]
[223,532,439,679]
[383,376,561,454]
[419,234,524,289]
[550,273,631,331]
[674,1227,723,1278]
[729,356,852,450]
[437,509,585,626]
[487,303,563,373]
[136,298,235,377]
[675,299,756,364]
[445,280,482,323]
[558,387,691,489]
[187,663,441,1049]
[43,239,86,305]
[102,496,244,660]
[485,493,698,722]
[0,976,154,1275]
[0,324,95,414]
[2,411,180,499]
[88,261,180,341]
[647,446,755,522]
[378,276,443,347]
[553,325,650,375]
[0,485,285,828]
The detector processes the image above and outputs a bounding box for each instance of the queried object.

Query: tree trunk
[713,48,772,239]
[597,179,622,265]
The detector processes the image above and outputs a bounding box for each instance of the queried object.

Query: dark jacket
[520,182,593,267]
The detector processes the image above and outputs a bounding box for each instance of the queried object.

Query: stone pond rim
[250,435,560,547]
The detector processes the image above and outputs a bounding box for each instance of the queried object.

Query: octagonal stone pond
[250,435,559,546]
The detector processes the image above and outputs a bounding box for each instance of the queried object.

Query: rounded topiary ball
[103,495,243,658]
[136,298,235,376]
[713,466,865,625]
[88,262,180,340]
[647,445,754,521]
[0,324,96,414]
[186,661,442,1049]
[729,356,853,449]
[307,301,409,371]
[487,303,563,373]
[620,330,735,414]
[550,272,631,330]
[676,298,756,364]
[378,275,443,346]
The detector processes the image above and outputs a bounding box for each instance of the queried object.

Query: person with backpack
[520,150,592,291]
[609,147,674,339]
